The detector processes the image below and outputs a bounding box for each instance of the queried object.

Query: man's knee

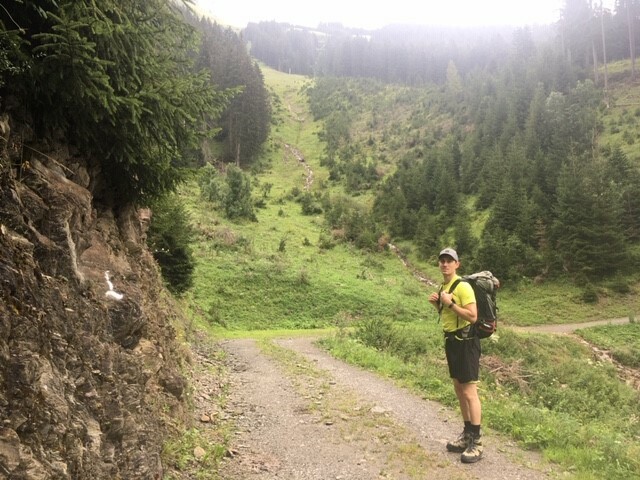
[459,383,479,401]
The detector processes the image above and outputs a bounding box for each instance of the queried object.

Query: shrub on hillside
[147,194,195,294]
[199,163,228,204]
[355,319,431,361]
[223,166,257,221]
[198,164,257,221]
[581,283,599,303]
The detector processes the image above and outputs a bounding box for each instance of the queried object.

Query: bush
[299,191,323,215]
[581,283,599,303]
[147,194,195,294]
[356,318,395,351]
[622,129,635,145]
[608,278,631,294]
[199,163,228,204]
[354,319,431,361]
[223,166,257,221]
[318,233,336,250]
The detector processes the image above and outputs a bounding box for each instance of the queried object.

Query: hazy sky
[195,0,616,30]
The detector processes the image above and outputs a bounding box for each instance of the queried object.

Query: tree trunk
[628,0,636,79]
[601,1,609,106]
[592,39,599,84]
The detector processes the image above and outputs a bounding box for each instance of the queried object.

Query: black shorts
[445,332,481,383]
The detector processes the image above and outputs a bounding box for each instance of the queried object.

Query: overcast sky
[195,0,617,30]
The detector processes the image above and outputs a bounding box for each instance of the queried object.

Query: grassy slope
[180,65,640,479]
[181,68,433,334]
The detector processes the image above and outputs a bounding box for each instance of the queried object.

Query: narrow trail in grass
[214,336,557,480]
[284,143,313,190]
[509,317,632,334]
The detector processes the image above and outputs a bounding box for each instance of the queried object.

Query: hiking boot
[446,431,470,453]
[460,434,483,463]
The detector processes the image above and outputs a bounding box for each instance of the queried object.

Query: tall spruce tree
[561,0,596,67]
[1,0,231,204]
[193,18,271,166]
[607,146,640,241]
[552,157,627,278]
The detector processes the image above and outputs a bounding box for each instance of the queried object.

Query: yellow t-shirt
[440,276,476,332]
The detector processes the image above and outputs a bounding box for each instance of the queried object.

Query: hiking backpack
[448,271,500,338]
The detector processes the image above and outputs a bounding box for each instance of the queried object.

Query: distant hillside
[242,2,632,84]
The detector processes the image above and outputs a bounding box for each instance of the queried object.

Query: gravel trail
[216,336,557,480]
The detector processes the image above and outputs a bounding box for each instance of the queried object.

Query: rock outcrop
[0,121,189,479]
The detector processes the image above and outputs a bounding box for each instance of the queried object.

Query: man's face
[438,255,459,274]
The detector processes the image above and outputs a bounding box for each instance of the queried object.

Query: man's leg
[446,379,473,452]
[456,380,481,425]
[456,381,483,463]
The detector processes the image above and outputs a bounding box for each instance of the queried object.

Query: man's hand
[439,291,453,307]
[428,292,441,308]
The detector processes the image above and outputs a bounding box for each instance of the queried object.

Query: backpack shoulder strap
[438,277,464,324]
[448,278,462,294]
[446,278,467,330]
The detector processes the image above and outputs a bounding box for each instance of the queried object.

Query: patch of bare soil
[214,336,557,480]
[283,143,313,191]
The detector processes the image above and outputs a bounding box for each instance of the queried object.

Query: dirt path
[215,336,556,479]
[508,317,632,334]
[284,143,314,191]
[189,242,635,478]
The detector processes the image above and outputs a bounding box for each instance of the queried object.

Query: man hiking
[428,247,483,463]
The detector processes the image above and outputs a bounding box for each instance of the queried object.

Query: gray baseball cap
[438,248,459,261]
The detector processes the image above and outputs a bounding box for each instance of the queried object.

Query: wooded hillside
[242,1,640,288]
[243,1,636,82]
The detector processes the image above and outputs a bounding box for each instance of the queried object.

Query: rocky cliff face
[0,121,189,479]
